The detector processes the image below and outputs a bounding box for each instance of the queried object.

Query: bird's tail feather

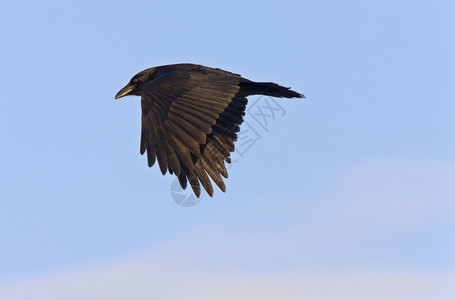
[239,81,304,98]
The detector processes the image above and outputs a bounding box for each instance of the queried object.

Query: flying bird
[115,63,304,197]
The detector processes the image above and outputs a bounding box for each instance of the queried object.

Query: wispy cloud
[1,157,453,300]
[0,256,454,300]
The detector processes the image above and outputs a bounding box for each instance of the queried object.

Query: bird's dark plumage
[115,63,304,197]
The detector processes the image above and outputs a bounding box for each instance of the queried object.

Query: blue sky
[1,0,454,299]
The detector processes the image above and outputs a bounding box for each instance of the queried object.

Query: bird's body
[115,64,304,197]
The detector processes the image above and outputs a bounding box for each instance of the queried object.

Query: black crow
[115,63,304,197]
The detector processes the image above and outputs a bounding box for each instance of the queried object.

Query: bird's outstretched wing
[140,69,244,197]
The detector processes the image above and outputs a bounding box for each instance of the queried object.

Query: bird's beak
[115,84,135,99]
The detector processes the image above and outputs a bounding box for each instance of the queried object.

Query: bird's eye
[132,78,138,84]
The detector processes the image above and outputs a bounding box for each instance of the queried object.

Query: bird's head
[115,68,156,99]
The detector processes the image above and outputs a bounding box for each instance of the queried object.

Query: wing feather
[140,68,246,197]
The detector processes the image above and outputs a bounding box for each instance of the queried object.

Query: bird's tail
[239,81,304,98]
